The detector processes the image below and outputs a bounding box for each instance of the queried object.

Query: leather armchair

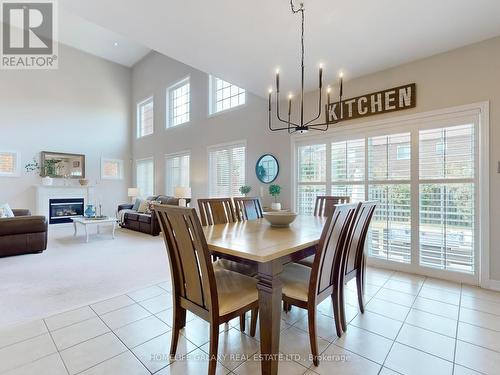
[0,209,48,257]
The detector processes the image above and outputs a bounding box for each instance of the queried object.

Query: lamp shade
[174,186,191,198]
[128,188,139,197]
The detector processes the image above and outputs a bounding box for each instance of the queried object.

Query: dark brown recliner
[118,195,179,236]
[0,209,48,257]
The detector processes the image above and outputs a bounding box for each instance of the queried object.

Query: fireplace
[49,198,84,224]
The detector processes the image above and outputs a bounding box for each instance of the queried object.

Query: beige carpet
[0,225,170,328]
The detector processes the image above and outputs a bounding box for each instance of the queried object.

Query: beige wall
[300,36,500,281]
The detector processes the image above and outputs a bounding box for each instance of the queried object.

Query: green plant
[24,158,61,177]
[269,184,281,202]
[239,185,251,196]
[24,158,40,174]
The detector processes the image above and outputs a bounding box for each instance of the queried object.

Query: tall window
[136,158,154,198]
[419,124,475,273]
[0,151,19,176]
[165,152,190,196]
[167,78,190,127]
[137,97,154,138]
[294,114,478,278]
[208,142,245,197]
[210,76,246,114]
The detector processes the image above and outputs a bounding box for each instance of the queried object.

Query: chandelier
[268,1,344,134]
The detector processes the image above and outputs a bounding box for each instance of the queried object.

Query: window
[165,152,190,196]
[0,151,19,176]
[167,78,190,127]
[419,124,475,273]
[137,97,154,138]
[208,142,245,197]
[294,110,480,280]
[136,158,154,198]
[210,76,246,114]
[101,158,123,180]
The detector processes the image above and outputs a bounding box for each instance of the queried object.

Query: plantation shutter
[296,144,327,215]
[331,139,365,202]
[138,98,154,137]
[208,143,245,197]
[136,158,154,198]
[0,152,17,175]
[165,153,190,196]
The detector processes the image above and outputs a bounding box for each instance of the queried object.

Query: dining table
[202,215,326,375]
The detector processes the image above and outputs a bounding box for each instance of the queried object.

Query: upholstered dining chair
[155,205,259,375]
[197,198,237,226]
[280,203,359,366]
[233,197,263,221]
[338,201,377,331]
[295,195,352,269]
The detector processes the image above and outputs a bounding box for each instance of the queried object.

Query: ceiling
[59,0,500,95]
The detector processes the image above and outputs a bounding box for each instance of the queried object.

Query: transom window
[101,158,124,180]
[0,151,19,176]
[165,152,190,196]
[167,78,190,127]
[210,76,246,114]
[137,97,154,138]
[208,142,246,197]
[295,111,480,281]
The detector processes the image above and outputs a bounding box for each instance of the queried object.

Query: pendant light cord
[290,1,305,126]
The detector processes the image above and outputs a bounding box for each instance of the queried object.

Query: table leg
[256,260,283,375]
[85,225,89,243]
[73,222,77,236]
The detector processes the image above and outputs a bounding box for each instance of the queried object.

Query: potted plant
[269,184,282,210]
[239,185,251,197]
[25,158,61,186]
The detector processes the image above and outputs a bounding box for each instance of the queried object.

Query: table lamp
[174,187,191,207]
[128,187,139,203]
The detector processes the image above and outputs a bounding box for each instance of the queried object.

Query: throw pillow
[0,203,14,218]
[137,200,152,214]
[132,198,142,211]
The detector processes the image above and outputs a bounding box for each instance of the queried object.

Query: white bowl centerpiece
[263,211,297,228]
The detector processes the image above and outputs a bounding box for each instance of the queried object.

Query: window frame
[208,75,246,116]
[135,157,155,198]
[136,96,154,138]
[207,140,246,198]
[100,158,124,180]
[292,102,489,286]
[0,151,20,177]
[164,150,191,196]
[166,77,191,128]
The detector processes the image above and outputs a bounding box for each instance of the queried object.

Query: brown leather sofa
[118,195,179,236]
[0,209,48,257]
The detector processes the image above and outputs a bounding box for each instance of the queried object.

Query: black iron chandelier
[268,1,344,134]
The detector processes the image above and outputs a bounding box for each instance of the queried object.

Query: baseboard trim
[485,279,500,292]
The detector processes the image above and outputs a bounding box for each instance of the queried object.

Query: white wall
[131,52,291,208]
[0,44,132,216]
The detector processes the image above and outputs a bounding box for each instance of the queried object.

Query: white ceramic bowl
[263,211,297,227]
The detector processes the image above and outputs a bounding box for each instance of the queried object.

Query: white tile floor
[2,267,500,375]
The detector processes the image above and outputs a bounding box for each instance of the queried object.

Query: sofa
[0,209,48,257]
[118,195,179,236]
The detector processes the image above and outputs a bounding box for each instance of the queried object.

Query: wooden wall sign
[326,83,416,123]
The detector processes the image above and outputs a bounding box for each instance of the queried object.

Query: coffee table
[72,217,117,243]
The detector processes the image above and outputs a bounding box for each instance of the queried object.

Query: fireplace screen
[49,198,84,224]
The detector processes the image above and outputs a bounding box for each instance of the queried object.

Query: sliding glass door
[294,111,480,282]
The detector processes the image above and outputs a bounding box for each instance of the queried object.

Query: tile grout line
[451,283,463,375]
[43,319,71,375]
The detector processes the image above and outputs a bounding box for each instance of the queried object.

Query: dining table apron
[202,215,326,375]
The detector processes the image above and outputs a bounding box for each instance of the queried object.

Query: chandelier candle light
[269,1,344,134]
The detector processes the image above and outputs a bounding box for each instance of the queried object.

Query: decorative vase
[84,205,95,218]
[271,202,282,211]
[79,179,89,186]
[41,176,53,186]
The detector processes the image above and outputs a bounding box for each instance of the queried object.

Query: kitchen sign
[326,83,416,123]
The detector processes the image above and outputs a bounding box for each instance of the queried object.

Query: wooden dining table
[202,215,326,375]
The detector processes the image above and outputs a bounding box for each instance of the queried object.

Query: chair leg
[331,292,343,338]
[170,304,186,358]
[239,313,246,332]
[307,307,319,366]
[339,284,347,332]
[208,322,219,375]
[250,307,258,337]
[358,259,366,313]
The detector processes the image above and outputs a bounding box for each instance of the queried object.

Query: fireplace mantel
[35,185,95,219]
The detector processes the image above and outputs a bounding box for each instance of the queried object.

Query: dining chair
[339,201,377,331]
[197,198,237,226]
[280,203,359,366]
[233,197,264,221]
[155,205,259,375]
[313,195,351,217]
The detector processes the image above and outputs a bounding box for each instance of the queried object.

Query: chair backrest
[344,201,377,279]
[197,198,237,226]
[314,196,351,217]
[309,203,358,301]
[155,205,218,318]
[233,197,263,221]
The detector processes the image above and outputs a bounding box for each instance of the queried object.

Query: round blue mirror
[256,154,279,184]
